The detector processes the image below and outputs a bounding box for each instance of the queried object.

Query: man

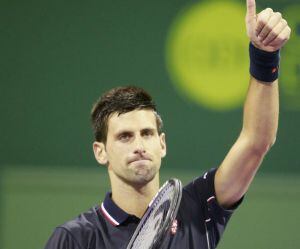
[45,0,291,248]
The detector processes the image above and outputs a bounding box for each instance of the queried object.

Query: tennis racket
[126,178,182,249]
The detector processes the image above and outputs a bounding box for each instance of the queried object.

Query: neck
[109,174,160,218]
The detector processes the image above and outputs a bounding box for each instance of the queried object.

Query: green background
[1,0,299,248]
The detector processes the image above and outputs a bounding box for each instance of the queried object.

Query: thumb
[246,0,256,18]
[246,0,256,27]
[246,0,257,35]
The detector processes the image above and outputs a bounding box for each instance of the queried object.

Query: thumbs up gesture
[246,0,291,52]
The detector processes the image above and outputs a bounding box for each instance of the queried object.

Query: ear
[93,142,108,165]
[159,133,167,158]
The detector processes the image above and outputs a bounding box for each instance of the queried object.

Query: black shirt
[44,168,242,249]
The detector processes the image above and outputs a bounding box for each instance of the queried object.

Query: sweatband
[249,42,280,83]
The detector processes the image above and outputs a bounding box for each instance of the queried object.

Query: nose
[133,136,146,154]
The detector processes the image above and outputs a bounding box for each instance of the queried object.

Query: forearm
[214,1,290,208]
[216,79,279,207]
[241,77,279,152]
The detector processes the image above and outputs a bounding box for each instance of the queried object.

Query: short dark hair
[91,86,163,143]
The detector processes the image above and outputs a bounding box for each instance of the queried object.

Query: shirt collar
[100,192,132,226]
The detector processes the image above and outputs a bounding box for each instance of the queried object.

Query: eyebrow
[114,127,156,137]
[141,128,156,133]
[114,130,133,138]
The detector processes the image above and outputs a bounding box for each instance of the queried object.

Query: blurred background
[1,0,299,248]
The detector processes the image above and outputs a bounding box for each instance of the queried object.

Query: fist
[246,0,291,52]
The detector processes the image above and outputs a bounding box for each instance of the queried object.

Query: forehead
[107,109,157,134]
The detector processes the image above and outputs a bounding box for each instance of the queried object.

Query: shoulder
[60,206,101,241]
[61,206,98,232]
[183,168,217,202]
[45,206,100,249]
[181,168,243,217]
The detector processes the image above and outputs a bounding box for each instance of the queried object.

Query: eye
[142,129,154,137]
[118,132,132,142]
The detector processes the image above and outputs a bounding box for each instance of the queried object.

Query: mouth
[129,159,150,164]
[128,156,151,164]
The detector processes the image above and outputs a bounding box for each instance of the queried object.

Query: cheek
[152,139,164,155]
[107,143,129,161]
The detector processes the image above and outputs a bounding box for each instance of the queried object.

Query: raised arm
[214,0,291,208]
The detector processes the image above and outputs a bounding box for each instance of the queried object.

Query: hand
[245,0,291,52]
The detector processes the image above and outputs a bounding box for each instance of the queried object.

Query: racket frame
[126,178,182,249]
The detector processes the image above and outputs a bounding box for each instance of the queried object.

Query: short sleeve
[184,168,243,247]
[44,227,83,249]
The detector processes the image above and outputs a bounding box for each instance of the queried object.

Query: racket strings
[131,185,175,248]
[126,179,182,249]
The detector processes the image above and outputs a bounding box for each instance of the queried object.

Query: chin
[132,167,158,185]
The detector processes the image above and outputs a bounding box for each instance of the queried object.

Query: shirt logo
[272,67,278,73]
[170,219,178,235]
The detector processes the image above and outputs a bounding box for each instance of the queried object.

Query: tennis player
[45,0,291,248]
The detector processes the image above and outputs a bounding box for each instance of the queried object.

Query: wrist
[249,42,280,83]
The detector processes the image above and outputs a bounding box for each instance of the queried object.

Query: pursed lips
[128,156,151,164]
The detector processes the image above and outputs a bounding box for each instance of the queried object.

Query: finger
[246,0,257,30]
[256,8,273,36]
[246,0,256,17]
[258,12,282,41]
[263,19,288,46]
[268,26,291,48]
